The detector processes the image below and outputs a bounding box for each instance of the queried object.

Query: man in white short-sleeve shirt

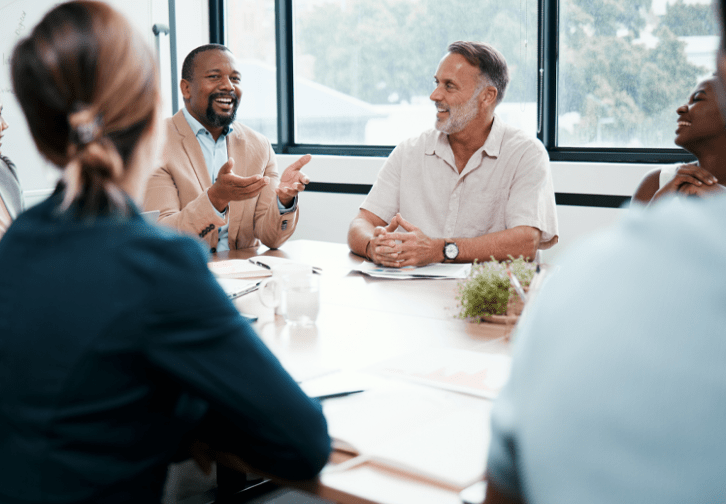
[348,41,558,266]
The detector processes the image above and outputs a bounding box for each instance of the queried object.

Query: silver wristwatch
[443,240,459,262]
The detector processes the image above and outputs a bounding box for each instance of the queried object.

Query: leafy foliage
[558,0,706,146]
[456,257,536,320]
[297,0,711,147]
[661,0,718,36]
[297,0,537,105]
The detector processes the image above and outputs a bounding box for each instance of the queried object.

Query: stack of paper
[367,348,512,400]
[352,262,471,279]
[321,382,492,489]
[303,349,512,488]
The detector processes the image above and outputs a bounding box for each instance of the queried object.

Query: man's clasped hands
[367,213,445,268]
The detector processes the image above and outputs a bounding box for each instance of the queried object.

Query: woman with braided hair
[0,2,329,503]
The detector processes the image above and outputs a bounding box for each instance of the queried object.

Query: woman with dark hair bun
[0,2,329,503]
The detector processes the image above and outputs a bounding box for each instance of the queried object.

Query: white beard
[434,85,484,134]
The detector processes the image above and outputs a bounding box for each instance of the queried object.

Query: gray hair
[447,41,509,105]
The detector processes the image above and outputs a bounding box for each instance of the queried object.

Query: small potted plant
[456,256,536,323]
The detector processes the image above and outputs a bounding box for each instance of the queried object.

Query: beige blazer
[144,111,298,250]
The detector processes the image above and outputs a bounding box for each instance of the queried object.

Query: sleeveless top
[658,165,678,189]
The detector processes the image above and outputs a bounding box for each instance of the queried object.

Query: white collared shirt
[361,115,558,244]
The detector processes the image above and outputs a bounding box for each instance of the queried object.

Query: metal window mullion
[167,0,179,113]
[275,0,295,152]
[209,0,225,44]
[538,0,557,149]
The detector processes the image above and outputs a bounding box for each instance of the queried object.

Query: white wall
[2,0,208,204]
[1,0,176,195]
[24,153,656,266]
[278,154,656,264]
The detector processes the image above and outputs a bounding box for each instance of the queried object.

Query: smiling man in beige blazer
[144,44,310,252]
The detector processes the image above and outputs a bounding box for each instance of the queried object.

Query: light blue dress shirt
[486,195,726,504]
[182,108,296,251]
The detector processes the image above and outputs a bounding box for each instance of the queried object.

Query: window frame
[211,0,698,165]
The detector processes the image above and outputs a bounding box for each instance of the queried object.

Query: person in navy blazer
[0,2,329,503]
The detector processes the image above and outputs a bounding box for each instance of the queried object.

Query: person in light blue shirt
[483,196,726,504]
[145,44,311,252]
[483,8,726,500]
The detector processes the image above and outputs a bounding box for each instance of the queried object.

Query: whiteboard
[0,0,172,201]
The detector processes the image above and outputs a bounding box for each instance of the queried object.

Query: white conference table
[213,239,515,504]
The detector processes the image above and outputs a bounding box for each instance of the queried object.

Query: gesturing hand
[208,158,270,212]
[276,154,312,207]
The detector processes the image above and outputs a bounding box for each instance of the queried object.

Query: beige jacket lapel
[171,111,220,248]
[172,112,213,191]
[226,129,245,247]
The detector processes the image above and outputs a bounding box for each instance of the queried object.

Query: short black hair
[181,43,231,82]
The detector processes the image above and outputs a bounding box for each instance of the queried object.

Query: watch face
[445,243,458,259]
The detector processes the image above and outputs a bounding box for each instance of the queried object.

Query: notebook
[207,259,272,279]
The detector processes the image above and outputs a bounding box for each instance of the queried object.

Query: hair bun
[63,124,125,211]
[68,106,102,147]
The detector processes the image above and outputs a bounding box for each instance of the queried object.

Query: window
[225,0,278,143]
[221,0,719,159]
[557,0,718,149]
[293,0,538,145]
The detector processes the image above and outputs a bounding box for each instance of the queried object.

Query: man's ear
[180,79,192,101]
[480,86,498,108]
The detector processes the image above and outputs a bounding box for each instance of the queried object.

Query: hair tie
[68,107,102,147]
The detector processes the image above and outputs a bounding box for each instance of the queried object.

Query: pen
[506,266,527,303]
[239,312,259,323]
[249,258,323,275]
[227,282,261,301]
[313,390,365,401]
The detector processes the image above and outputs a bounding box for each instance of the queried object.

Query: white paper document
[321,382,492,489]
[248,255,322,274]
[366,348,512,400]
[352,262,471,279]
